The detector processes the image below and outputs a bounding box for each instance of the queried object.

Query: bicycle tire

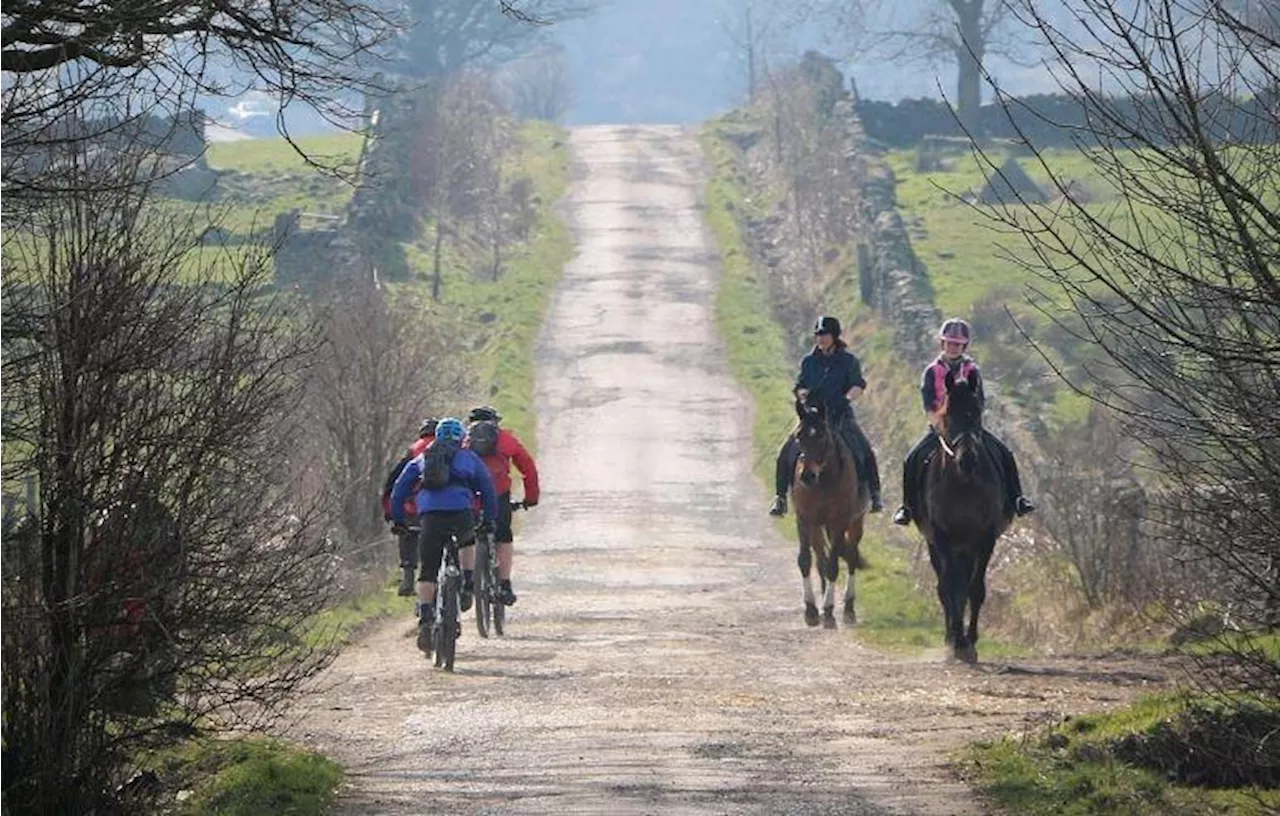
[474,536,491,639]
[492,567,506,637]
[436,579,458,671]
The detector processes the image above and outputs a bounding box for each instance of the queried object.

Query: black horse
[913,370,1012,662]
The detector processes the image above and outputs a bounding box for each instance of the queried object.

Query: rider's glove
[390,523,408,536]
[480,519,496,535]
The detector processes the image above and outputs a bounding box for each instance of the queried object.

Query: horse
[912,370,1012,662]
[790,396,870,628]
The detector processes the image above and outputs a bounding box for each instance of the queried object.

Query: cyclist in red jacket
[466,406,539,605]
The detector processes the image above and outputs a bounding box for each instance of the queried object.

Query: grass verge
[960,693,1280,815]
[148,737,343,816]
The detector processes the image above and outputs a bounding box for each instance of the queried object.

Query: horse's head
[795,397,837,487]
[943,370,984,474]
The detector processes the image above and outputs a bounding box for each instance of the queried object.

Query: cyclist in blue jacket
[391,417,498,654]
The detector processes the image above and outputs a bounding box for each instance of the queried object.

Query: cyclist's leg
[417,513,447,608]
[495,492,515,581]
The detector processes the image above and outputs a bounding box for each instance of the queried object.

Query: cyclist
[465,405,539,606]
[390,417,497,654]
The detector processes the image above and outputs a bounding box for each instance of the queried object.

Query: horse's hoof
[822,611,837,630]
[953,643,978,664]
[843,607,857,625]
[804,603,820,627]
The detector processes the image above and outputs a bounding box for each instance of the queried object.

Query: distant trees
[498,45,574,121]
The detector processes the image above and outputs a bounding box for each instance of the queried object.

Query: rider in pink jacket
[892,318,1035,526]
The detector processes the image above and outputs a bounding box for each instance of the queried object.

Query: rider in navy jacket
[769,316,883,517]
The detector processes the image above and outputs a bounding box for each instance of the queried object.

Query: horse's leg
[821,524,839,629]
[933,532,964,648]
[948,547,977,662]
[843,515,866,623]
[797,518,820,626]
[966,533,997,655]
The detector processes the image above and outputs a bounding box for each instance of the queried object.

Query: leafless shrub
[976,0,1280,703]
[302,285,474,551]
[0,147,339,813]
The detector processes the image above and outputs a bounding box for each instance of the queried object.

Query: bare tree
[410,74,508,300]
[304,285,473,548]
[395,0,591,78]
[809,0,1027,131]
[1036,406,1151,608]
[977,0,1279,703]
[498,45,574,121]
[1,0,400,205]
[0,148,338,813]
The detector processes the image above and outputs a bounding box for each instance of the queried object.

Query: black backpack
[468,420,500,457]
[420,442,459,490]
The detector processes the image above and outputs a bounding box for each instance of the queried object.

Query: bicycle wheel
[474,536,491,639]
[492,562,506,637]
[436,579,458,671]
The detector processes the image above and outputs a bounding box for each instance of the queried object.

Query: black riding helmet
[418,417,439,437]
[813,315,842,337]
[468,405,502,423]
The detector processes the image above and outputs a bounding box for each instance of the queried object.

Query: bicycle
[474,500,526,639]
[429,524,476,672]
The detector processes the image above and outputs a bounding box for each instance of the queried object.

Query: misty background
[207,0,1060,139]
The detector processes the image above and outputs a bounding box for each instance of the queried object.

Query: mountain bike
[430,526,473,672]
[474,500,526,639]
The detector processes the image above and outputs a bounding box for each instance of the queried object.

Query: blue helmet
[435,417,466,444]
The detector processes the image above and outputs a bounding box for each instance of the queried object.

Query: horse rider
[892,318,1036,526]
[389,417,497,655]
[382,417,438,596]
[465,405,539,607]
[769,316,884,517]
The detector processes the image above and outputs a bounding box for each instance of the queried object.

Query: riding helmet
[435,417,467,443]
[813,315,842,337]
[418,417,439,437]
[939,318,972,343]
[468,405,502,423]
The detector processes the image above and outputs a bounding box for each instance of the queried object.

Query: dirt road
[293,125,1169,815]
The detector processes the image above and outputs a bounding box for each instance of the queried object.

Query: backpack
[419,442,459,490]
[468,420,500,458]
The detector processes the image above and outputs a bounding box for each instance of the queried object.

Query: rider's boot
[416,606,435,654]
[498,580,517,606]
[397,567,414,597]
[1015,496,1036,516]
[460,570,475,612]
[892,506,911,526]
[769,495,788,517]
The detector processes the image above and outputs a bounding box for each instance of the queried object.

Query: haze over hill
[199,0,1063,138]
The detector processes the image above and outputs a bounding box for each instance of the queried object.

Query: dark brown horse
[790,397,870,628]
[914,370,1012,662]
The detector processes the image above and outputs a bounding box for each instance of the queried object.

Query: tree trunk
[432,221,444,301]
[954,0,985,137]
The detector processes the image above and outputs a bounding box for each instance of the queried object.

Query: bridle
[799,407,843,481]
